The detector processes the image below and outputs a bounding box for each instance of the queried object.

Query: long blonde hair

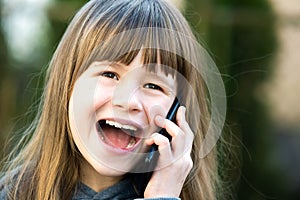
[1,0,224,199]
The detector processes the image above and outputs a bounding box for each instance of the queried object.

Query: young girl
[0,0,227,199]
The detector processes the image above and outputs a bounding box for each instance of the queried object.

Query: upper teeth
[106,120,137,131]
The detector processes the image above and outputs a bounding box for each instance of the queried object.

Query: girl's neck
[80,160,124,192]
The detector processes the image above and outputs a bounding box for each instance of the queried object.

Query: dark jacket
[0,177,180,200]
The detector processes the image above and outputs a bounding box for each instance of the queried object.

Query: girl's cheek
[93,82,115,109]
[70,79,95,113]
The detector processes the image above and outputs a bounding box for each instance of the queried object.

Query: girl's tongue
[101,125,136,149]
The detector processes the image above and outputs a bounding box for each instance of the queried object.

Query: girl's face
[68,50,177,176]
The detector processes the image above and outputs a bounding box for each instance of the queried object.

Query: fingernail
[155,115,164,127]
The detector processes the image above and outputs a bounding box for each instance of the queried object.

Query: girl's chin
[93,164,129,177]
[86,143,150,175]
[83,151,138,176]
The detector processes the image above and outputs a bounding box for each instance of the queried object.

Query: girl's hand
[144,106,194,198]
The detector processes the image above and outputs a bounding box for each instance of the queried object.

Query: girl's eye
[144,83,163,91]
[100,71,118,80]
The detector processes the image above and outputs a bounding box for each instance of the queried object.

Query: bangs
[84,27,193,80]
[116,48,187,79]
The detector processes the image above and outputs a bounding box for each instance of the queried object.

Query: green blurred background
[0,0,299,199]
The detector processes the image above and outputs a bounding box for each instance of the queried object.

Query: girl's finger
[147,133,173,168]
[155,106,193,141]
[154,115,181,138]
[154,116,186,154]
[152,106,194,160]
[176,106,194,141]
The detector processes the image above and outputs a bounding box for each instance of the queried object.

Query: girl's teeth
[125,138,136,149]
[105,120,137,131]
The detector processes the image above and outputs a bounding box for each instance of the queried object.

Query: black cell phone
[133,97,180,194]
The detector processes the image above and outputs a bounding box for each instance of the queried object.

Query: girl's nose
[111,79,143,113]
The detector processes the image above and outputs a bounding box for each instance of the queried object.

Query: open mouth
[96,120,140,150]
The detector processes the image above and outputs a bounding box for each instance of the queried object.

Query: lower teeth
[126,138,136,149]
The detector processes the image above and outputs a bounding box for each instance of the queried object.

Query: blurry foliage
[0,1,13,154]
[186,0,293,199]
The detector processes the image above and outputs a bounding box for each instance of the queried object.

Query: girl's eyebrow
[110,62,126,68]
[146,72,176,89]
[96,61,126,68]
[91,61,112,68]
[90,61,126,71]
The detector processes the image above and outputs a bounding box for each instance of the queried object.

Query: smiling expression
[68,50,177,175]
